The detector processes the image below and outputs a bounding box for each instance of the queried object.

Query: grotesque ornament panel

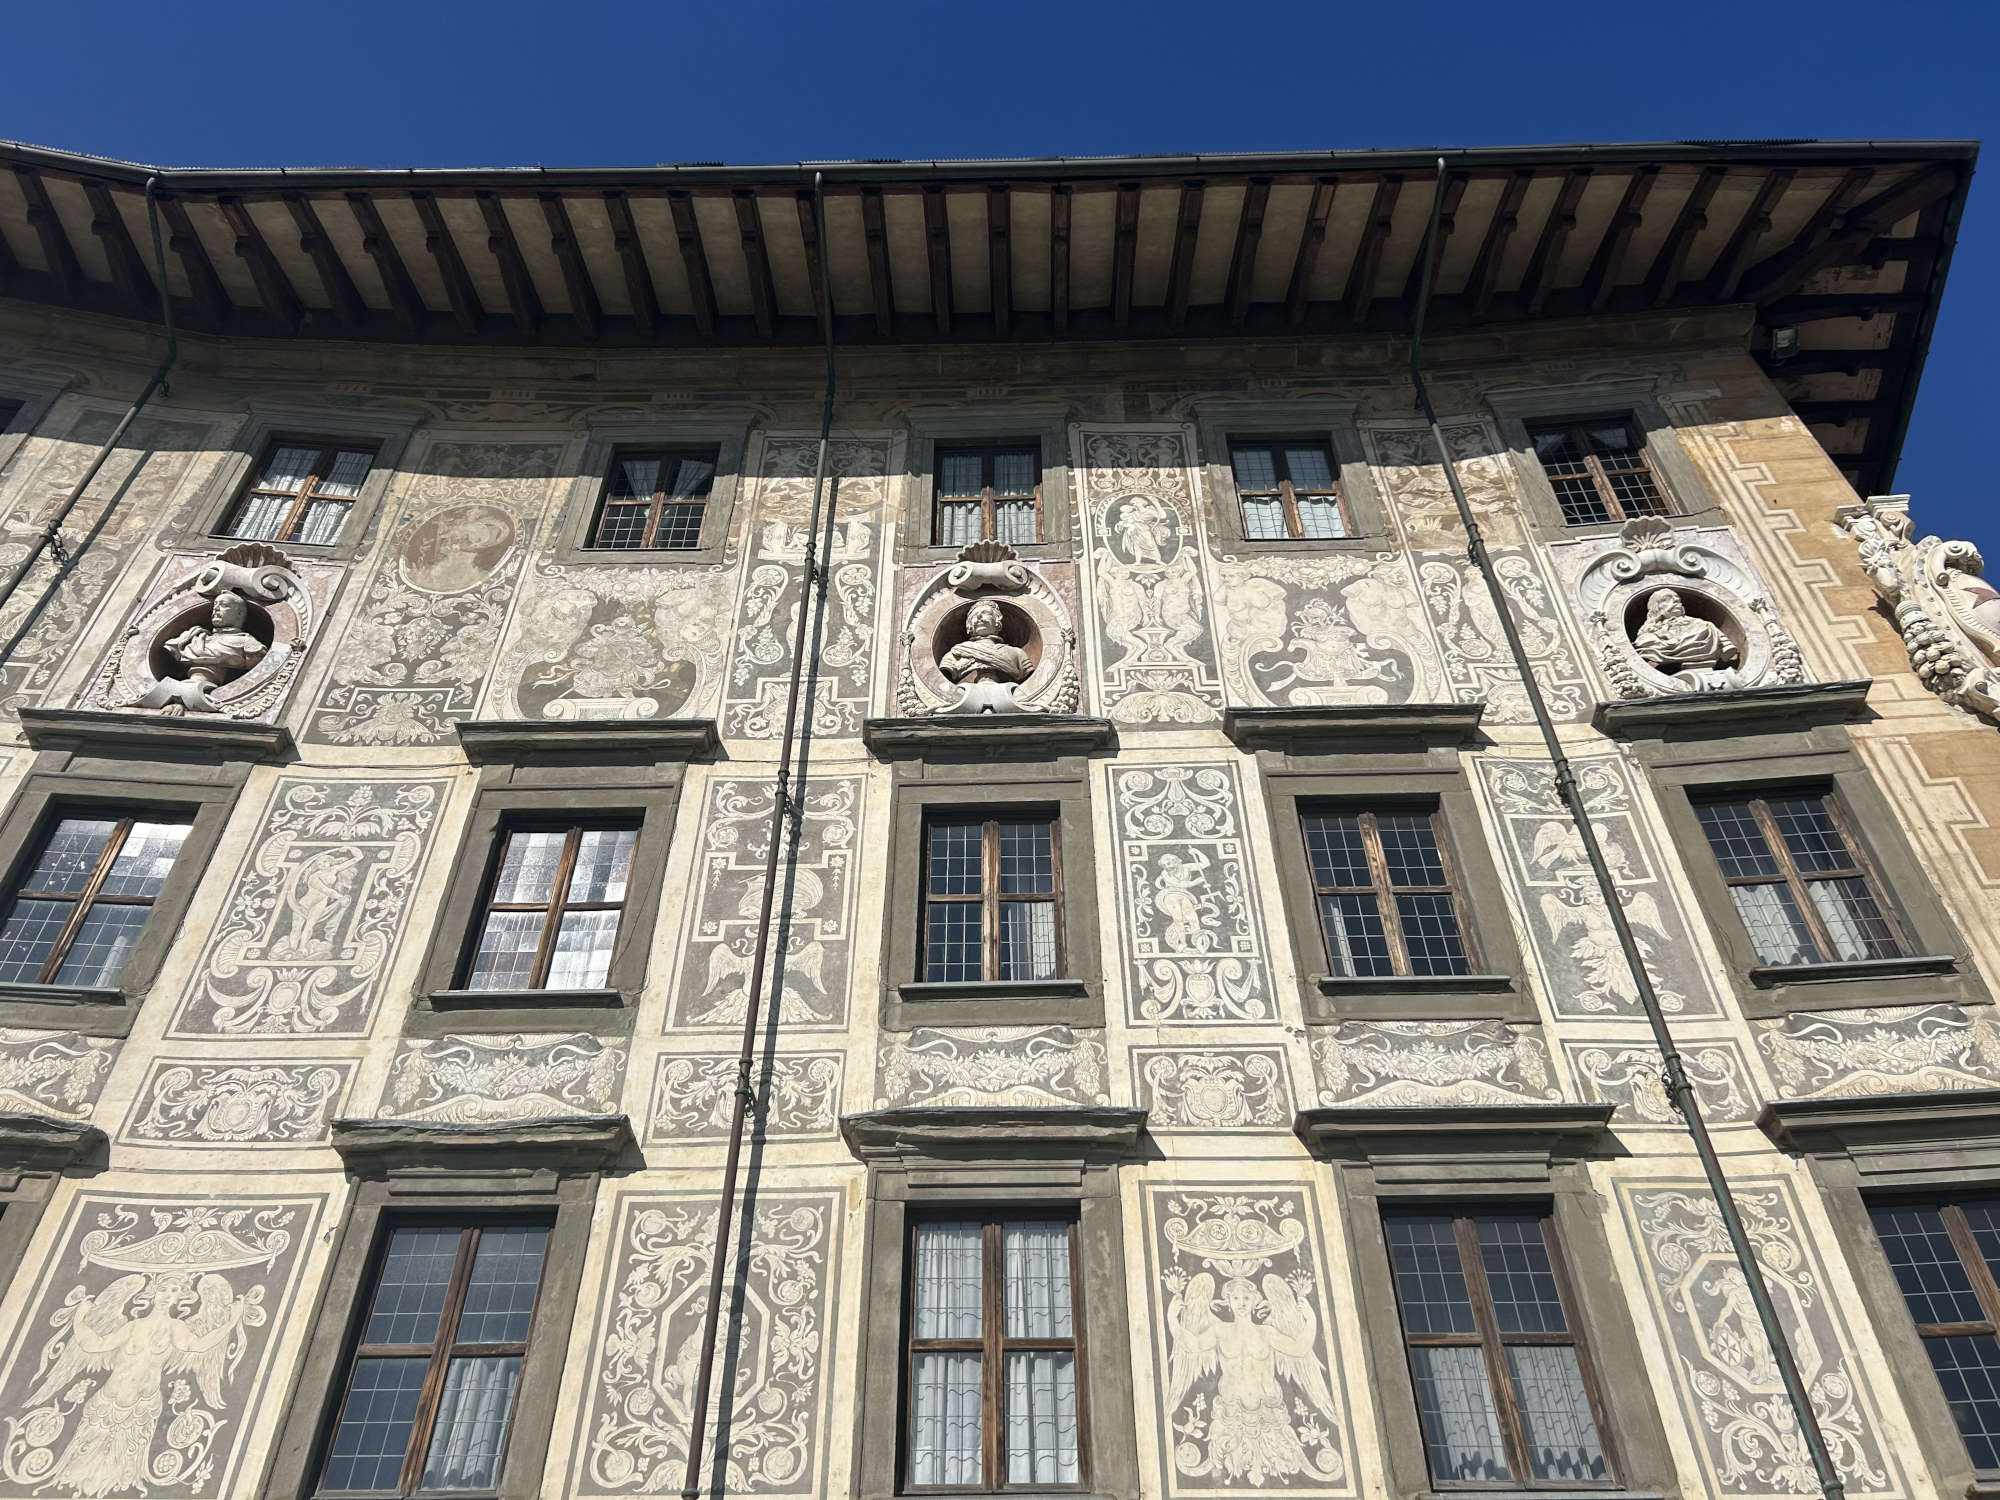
[1564,1040,1755,1126]
[895,544,1083,716]
[0,1029,119,1118]
[170,779,448,1038]
[1215,552,1446,708]
[1143,1185,1355,1497]
[574,1190,839,1497]
[123,1059,353,1145]
[1309,1020,1559,1107]
[380,1032,623,1123]
[1839,496,2000,723]
[0,1191,322,1500]
[646,1050,842,1142]
[1132,1047,1294,1130]
[1418,549,1591,723]
[874,1025,1108,1108]
[1364,419,1525,553]
[1757,1003,2000,1098]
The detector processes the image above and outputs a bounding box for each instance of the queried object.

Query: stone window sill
[1309,972,1531,1023]
[885,977,1099,1031]
[1748,954,1957,987]
[0,981,133,1036]
[411,987,632,1037]
[899,979,1089,1003]
[1316,973,1515,996]
[1422,1491,1657,1500]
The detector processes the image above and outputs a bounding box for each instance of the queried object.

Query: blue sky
[9,0,1992,549]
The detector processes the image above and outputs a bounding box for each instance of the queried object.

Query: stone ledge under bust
[454,717,719,763]
[1224,701,1485,754]
[862,713,1117,759]
[330,1113,635,1177]
[1591,679,1873,739]
[841,1104,1147,1162]
[19,705,294,760]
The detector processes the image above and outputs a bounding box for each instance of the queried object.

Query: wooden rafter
[540,194,601,339]
[14,167,81,303]
[987,185,1011,335]
[1703,168,1793,302]
[604,191,661,337]
[1741,165,1958,303]
[348,193,423,331]
[1225,179,1270,328]
[157,196,227,325]
[82,180,155,313]
[1285,178,1336,327]
[477,193,541,335]
[860,186,894,337]
[1465,169,1534,318]
[1792,398,1896,427]
[732,191,776,339]
[218,195,302,332]
[667,191,717,338]
[283,194,362,325]
[922,185,953,337]
[1765,349,1891,377]
[1344,175,1402,326]
[1763,291,1920,323]
[1166,180,1205,328]
[1643,166,1725,307]
[1401,170,1466,308]
[0,222,18,286]
[1523,167,1590,314]
[1112,183,1139,329]
[1582,167,1657,310]
[1050,184,1071,335]
[793,189,824,329]
[411,192,483,336]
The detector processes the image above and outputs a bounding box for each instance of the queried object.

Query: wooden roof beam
[283,193,362,326]
[348,192,424,332]
[0,222,18,288]
[1343,175,1402,327]
[1465,169,1534,318]
[731,190,776,340]
[477,193,541,335]
[1401,170,1466,310]
[1791,398,1897,427]
[82,181,156,313]
[793,189,824,330]
[14,167,81,303]
[1582,166,1657,311]
[1741,164,1959,304]
[1285,177,1335,327]
[157,196,226,325]
[1050,185,1071,335]
[411,192,483,337]
[922,185,953,337]
[859,186,894,338]
[1225,178,1270,328]
[1112,183,1139,329]
[987,185,1011,336]
[218,195,302,332]
[1703,168,1792,302]
[540,194,601,339]
[1644,166,1725,307]
[1762,291,1920,323]
[1522,167,1590,315]
[667,191,717,339]
[1764,349,1891,377]
[1166,180,1205,328]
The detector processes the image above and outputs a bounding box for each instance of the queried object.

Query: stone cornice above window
[862,712,1117,760]
[0,1111,107,1176]
[19,706,294,763]
[1294,1102,1614,1180]
[1592,680,1873,740]
[841,1105,1147,1164]
[1760,1088,2000,1165]
[1224,701,1485,755]
[454,717,719,764]
[330,1113,635,1179]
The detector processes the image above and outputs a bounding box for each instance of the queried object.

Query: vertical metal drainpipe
[679,171,841,1500]
[1407,156,1844,1500]
[0,176,180,641]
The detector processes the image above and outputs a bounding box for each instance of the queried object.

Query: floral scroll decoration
[1310,1021,1558,1107]
[126,1060,352,1145]
[576,1191,838,1497]
[0,1028,119,1118]
[874,1025,1108,1109]
[648,1051,842,1142]
[1565,1041,1753,1126]
[1757,1003,2000,1098]
[1134,1048,1293,1130]
[382,1033,623,1123]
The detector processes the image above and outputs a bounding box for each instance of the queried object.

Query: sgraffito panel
[0,1191,323,1500]
[1141,1184,1357,1497]
[307,440,560,745]
[1757,1003,2000,1098]
[1111,763,1276,1025]
[170,779,449,1038]
[1416,549,1591,724]
[573,1189,840,1498]
[1075,427,1224,725]
[380,1033,623,1123]
[721,436,887,739]
[669,775,860,1031]
[1363,419,1525,553]
[646,1050,843,1143]
[1564,1040,1756,1126]
[1617,1179,1901,1498]
[1214,553,1445,708]
[1308,1021,1559,1106]
[122,1060,354,1145]
[874,1026,1108,1108]
[1132,1046,1294,1129]
[1473,754,1721,1019]
[0,1030,119,1118]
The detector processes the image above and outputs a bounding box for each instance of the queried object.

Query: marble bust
[146,590,268,713]
[1631,589,1738,680]
[938,599,1033,714]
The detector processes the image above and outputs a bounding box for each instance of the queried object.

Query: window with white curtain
[905,1215,1085,1491]
[318,1221,551,1496]
[461,823,638,992]
[1383,1209,1615,1490]
[221,439,377,545]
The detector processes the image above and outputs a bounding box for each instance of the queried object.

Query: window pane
[97,820,189,899]
[1871,1204,1987,1325]
[593,502,648,549]
[1476,1218,1568,1334]
[999,901,1058,981]
[315,449,373,498]
[924,901,983,983]
[1003,1221,1073,1338]
[1320,892,1389,977]
[547,909,620,989]
[1411,1344,1511,1484]
[1551,474,1613,526]
[491,830,566,905]
[653,502,705,549]
[227,491,292,540]
[913,1222,983,1338]
[1375,814,1447,887]
[610,456,661,499]
[1581,422,1638,458]
[1301,813,1370,888]
[467,911,547,990]
[1006,1351,1079,1486]
[420,1355,522,1491]
[937,501,981,547]
[1241,497,1289,539]
[26,819,116,894]
[1766,797,1856,873]
[997,821,1054,895]
[1927,1335,2000,1471]
[1807,876,1903,961]
[1507,1344,1608,1482]
[322,1356,429,1493]
[0,897,71,983]
[295,497,352,545]
[1728,882,1819,966]
[927,821,983,896]
[1296,496,1347,539]
[909,1352,983,1487]
[1532,429,1585,467]
[1230,446,1277,492]
[1282,445,1335,490]
[1395,893,1470,976]
[257,445,318,492]
[667,457,716,498]
[1694,800,1783,879]
[1385,1217,1478,1335]
[456,1226,550,1344]
[1604,465,1668,515]
[993,498,1037,546]
[365,1226,464,1345]
[939,453,984,498]
[567,828,636,904]
[992,450,1036,495]
[1957,1202,2000,1292]
[53,903,149,986]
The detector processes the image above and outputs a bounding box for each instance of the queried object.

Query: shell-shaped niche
[897,542,1081,715]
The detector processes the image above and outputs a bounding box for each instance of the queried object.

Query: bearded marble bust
[939,600,1032,686]
[1632,589,1738,677]
[164,591,267,686]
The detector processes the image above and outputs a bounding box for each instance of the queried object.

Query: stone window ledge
[1316,972,1516,996]
[1758,1088,2000,1159]
[0,1111,108,1173]
[0,982,133,1037]
[1224,701,1484,755]
[841,1104,1146,1162]
[410,987,633,1037]
[1591,680,1872,740]
[889,977,1097,1030]
[899,978,1088,1002]
[330,1113,635,1177]
[18,706,294,761]
[862,714,1117,759]
[454,717,719,764]
[1295,1102,1614,1167]
[1749,953,1957,987]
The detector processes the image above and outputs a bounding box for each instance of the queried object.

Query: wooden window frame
[1885,1197,2000,1344]
[0,813,185,985]
[1525,416,1676,527]
[1385,1207,1618,1492]
[316,1216,553,1499]
[900,1211,1089,1495]
[1300,805,1478,978]
[220,437,379,546]
[1226,437,1349,541]
[932,443,1043,547]
[586,446,720,551]
[1693,787,1909,966]
[460,821,638,992]
[919,813,1065,984]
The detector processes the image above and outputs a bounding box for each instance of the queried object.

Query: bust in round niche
[896,541,1081,717]
[1630,588,1740,685]
[938,599,1035,712]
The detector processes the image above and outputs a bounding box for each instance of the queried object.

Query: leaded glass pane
[992,450,1036,495]
[909,1352,983,1487]
[1694,800,1782,879]
[1003,1221,1072,1338]
[491,831,566,905]
[466,911,546,990]
[1507,1344,1608,1481]
[546,909,619,989]
[912,1223,983,1338]
[997,821,1054,895]
[1411,1344,1510,1483]
[939,453,985,498]
[1297,496,1347,538]
[1766,796,1856,872]
[0,897,71,983]
[323,1356,429,1493]
[1375,813,1447,887]
[998,901,1058,980]
[611,457,661,499]
[1476,1217,1567,1335]
[295,497,351,545]
[1396,892,1469,974]
[1005,1351,1079,1486]
[653,502,705,549]
[668,457,716,497]
[318,449,375,497]
[97,820,188,899]
[927,821,982,896]
[925,903,982,982]
[1301,813,1369,888]
[1320,891,1389,976]
[593,502,649,548]
[937,500,981,547]
[1728,882,1818,966]
[420,1356,522,1492]
[26,819,115,894]
[258,445,318,492]
[1231,446,1277,492]
[364,1227,463,1345]
[994,498,1037,546]
[53,903,149,986]
[1871,1204,1986,1325]
[1956,1201,2000,1293]
[1241,497,1288,539]
[227,491,292,540]
[568,828,636,903]
[457,1226,550,1344]
[1385,1217,1478,1335]
[1283,445,1335,490]
[1926,1335,2000,1472]
[1807,875,1903,961]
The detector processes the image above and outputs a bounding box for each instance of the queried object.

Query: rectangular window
[921,814,1062,983]
[906,1216,1083,1491]
[1527,418,1674,527]
[588,449,718,550]
[1871,1197,2000,1472]
[1692,791,1906,966]
[1385,1210,1612,1489]
[0,814,192,987]
[1301,808,1473,977]
[1229,439,1348,540]
[222,440,377,545]
[462,823,637,991]
[319,1221,551,1496]
[935,444,1041,548]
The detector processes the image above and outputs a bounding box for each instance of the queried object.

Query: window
[1692,791,1906,967]
[1301,808,1473,977]
[222,440,377,545]
[319,1222,551,1496]
[1526,418,1674,527]
[1229,440,1347,540]
[935,445,1040,548]
[588,449,718,550]
[1385,1210,1612,1489]
[905,1215,1084,1491]
[0,814,191,987]
[1869,1197,2000,1473]
[922,814,1062,983]
[463,824,638,991]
